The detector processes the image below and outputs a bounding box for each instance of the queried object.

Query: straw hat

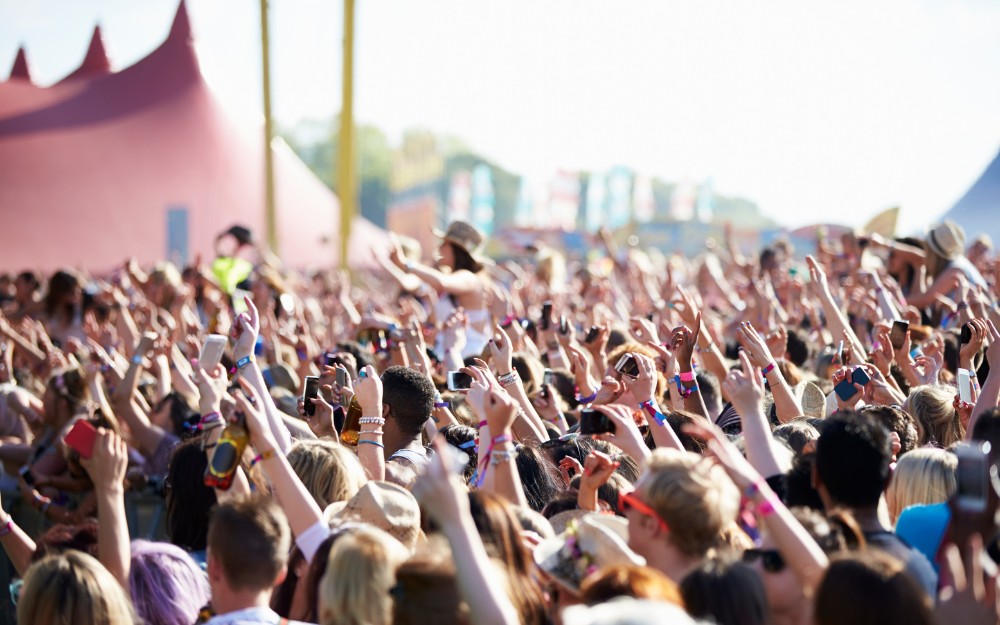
[323,482,421,551]
[763,380,827,420]
[535,514,645,593]
[926,220,966,260]
[433,220,488,261]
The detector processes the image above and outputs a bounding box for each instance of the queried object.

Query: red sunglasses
[618,491,669,533]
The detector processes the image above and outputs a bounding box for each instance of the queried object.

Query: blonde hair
[903,385,963,448]
[640,449,741,558]
[287,440,368,509]
[18,551,137,625]
[319,526,409,625]
[887,448,957,523]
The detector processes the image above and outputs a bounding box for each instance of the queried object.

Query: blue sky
[3,0,1000,234]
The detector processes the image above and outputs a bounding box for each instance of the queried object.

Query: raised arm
[738,322,802,424]
[413,438,520,625]
[723,351,790,478]
[686,421,829,593]
[80,429,131,588]
[806,256,866,365]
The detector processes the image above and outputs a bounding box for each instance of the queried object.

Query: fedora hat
[926,221,966,261]
[535,514,645,594]
[324,481,421,551]
[433,220,488,260]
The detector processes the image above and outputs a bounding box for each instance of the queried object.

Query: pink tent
[0,1,385,272]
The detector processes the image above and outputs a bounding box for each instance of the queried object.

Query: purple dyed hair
[129,540,210,625]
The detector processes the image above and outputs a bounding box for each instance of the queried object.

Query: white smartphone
[958,369,973,404]
[199,334,228,372]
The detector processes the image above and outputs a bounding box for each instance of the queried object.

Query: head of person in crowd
[814,551,934,625]
[391,551,468,625]
[679,556,773,625]
[772,419,820,456]
[814,410,891,513]
[286,439,367,509]
[467,491,547,625]
[859,404,920,458]
[751,506,860,623]
[18,551,138,625]
[128,539,210,625]
[625,449,740,581]
[514,444,565,512]
[215,224,255,258]
[43,366,89,426]
[145,263,183,310]
[206,494,291,616]
[380,365,435,447]
[319,525,408,625]
[436,220,488,274]
[13,270,40,307]
[578,564,681,607]
[43,269,82,322]
[165,437,217,556]
[903,385,963,448]
[885,447,956,523]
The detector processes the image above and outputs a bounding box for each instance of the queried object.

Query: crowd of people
[0,217,999,625]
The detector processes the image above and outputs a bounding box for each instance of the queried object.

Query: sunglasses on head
[743,548,785,573]
[618,491,669,533]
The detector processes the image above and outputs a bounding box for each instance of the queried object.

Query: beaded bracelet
[497,371,520,388]
[490,449,516,465]
[359,416,385,425]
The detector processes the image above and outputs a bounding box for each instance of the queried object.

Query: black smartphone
[332,404,346,432]
[890,320,909,351]
[851,367,871,387]
[579,409,616,435]
[303,376,320,417]
[540,301,553,331]
[18,465,34,486]
[325,352,338,368]
[955,443,990,513]
[614,353,640,378]
[541,368,553,398]
[447,371,473,391]
[960,323,973,345]
[559,316,569,335]
[585,326,600,344]
[834,377,859,402]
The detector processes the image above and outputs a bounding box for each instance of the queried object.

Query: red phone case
[64,420,98,459]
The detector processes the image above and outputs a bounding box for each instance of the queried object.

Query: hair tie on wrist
[359,440,385,449]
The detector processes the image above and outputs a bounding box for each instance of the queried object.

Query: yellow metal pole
[260,0,278,255]
[337,0,356,269]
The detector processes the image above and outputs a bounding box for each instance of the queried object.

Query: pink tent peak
[0,0,388,272]
[8,47,31,82]
[60,26,112,82]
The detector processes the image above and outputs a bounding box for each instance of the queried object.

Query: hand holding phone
[64,420,99,460]
[199,334,228,373]
[579,408,616,435]
[447,371,473,392]
[303,376,320,417]
[890,321,909,351]
[614,353,640,379]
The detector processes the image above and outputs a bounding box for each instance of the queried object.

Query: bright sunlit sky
[3,0,1000,234]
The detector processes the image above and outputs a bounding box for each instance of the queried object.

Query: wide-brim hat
[926,220,966,261]
[433,220,489,263]
[534,514,645,594]
[763,380,827,420]
[324,481,421,551]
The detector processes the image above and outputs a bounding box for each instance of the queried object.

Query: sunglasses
[743,548,786,573]
[618,491,669,533]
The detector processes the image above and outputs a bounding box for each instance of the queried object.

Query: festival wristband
[761,362,776,376]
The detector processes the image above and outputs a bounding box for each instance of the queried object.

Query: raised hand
[488,324,514,375]
[619,353,657,405]
[960,319,988,370]
[723,350,765,416]
[231,296,260,359]
[354,365,383,417]
[670,313,702,371]
[79,429,129,489]
[737,321,775,369]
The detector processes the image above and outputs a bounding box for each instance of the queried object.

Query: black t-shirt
[864,530,939,600]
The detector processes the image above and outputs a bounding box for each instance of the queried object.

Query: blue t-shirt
[895,502,950,574]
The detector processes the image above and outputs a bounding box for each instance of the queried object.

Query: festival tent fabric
[0,1,388,272]
[942,149,1000,247]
